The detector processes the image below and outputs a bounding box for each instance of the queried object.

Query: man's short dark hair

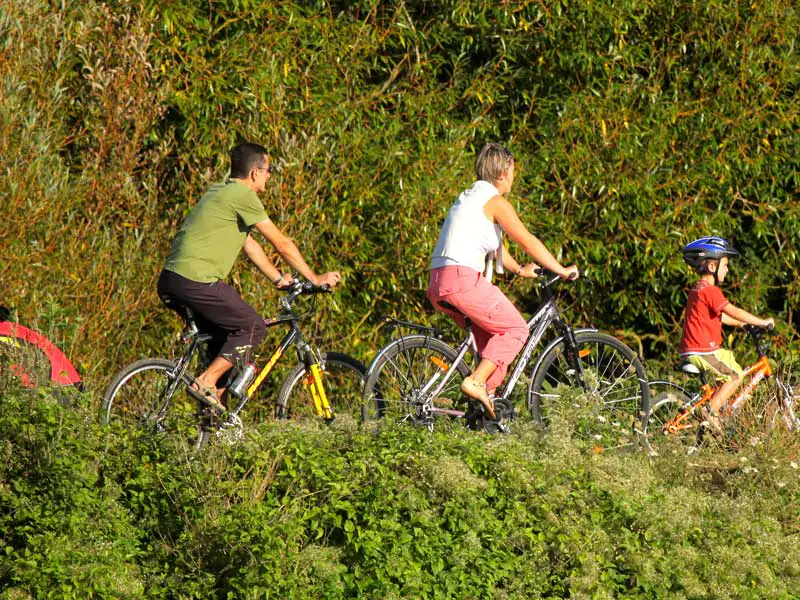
[230,142,269,179]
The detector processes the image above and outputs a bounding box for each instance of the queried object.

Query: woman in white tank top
[428,143,579,419]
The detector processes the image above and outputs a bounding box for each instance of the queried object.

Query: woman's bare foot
[461,376,495,419]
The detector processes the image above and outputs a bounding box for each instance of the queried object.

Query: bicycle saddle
[435,300,472,328]
[679,361,701,375]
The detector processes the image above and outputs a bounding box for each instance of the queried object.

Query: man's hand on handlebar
[315,271,342,288]
[275,273,294,289]
[759,317,775,330]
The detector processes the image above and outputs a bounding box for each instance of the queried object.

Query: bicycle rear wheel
[275,352,367,421]
[642,381,703,455]
[361,335,470,427]
[527,332,649,451]
[102,358,206,450]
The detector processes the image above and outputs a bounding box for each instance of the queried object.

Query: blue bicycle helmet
[682,236,739,270]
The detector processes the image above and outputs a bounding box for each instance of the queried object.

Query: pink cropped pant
[427,266,528,391]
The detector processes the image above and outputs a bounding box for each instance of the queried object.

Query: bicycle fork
[295,342,334,421]
[304,362,334,421]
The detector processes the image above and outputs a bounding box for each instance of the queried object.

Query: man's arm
[252,219,340,287]
[243,235,288,286]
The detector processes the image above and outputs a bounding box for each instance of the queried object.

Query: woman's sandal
[188,380,226,412]
[461,377,495,419]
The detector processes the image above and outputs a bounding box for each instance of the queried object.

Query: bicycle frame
[175,282,335,421]
[241,314,334,420]
[394,272,592,419]
[663,329,775,435]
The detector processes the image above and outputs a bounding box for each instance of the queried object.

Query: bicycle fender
[364,334,452,378]
[528,328,598,378]
[0,322,82,386]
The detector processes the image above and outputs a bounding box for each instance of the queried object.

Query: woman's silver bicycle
[362,269,650,450]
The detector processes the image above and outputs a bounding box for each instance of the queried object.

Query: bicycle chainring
[465,397,514,434]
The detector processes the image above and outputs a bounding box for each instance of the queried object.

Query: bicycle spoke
[528,332,648,452]
[102,359,205,449]
[363,336,470,427]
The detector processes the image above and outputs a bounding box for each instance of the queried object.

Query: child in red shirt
[679,237,774,417]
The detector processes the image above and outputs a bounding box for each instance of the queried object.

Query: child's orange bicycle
[644,325,799,453]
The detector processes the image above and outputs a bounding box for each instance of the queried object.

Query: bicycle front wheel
[102,358,206,449]
[765,375,800,434]
[361,335,470,426]
[275,352,367,421]
[528,332,649,451]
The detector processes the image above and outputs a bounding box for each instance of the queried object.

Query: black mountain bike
[102,279,366,448]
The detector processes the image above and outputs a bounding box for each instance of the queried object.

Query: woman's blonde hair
[474,143,514,184]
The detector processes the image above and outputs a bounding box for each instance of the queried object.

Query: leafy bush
[2,390,800,598]
[1,0,797,387]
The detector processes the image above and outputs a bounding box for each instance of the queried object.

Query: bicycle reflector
[429,356,449,371]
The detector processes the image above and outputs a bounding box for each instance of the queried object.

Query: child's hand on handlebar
[760,317,775,330]
[518,263,540,278]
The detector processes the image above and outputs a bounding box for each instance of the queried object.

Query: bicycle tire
[527,331,649,451]
[641,380,702,454]
[102,358,206,450]
[361,335,470,426]
[0,336,52,390]
[275,352,367,421]
[764,375,800,434]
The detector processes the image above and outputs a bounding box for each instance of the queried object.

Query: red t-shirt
[679,280,729,354]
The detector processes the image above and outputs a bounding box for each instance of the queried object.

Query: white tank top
[430,180,504,277]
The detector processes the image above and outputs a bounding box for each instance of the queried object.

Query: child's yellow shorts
[685,350,744,383]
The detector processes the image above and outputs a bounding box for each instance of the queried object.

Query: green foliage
[1,0,797,384]
[2,390,800,597]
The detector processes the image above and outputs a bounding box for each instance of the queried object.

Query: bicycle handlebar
[534,268,582,288]
[743,323,775,358]
[279,278,333,311]
[743,323,774,333]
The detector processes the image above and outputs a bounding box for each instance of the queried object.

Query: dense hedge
[1,0,797,383]
[1,391,800,598]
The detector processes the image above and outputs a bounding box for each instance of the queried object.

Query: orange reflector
[430,357,449,371]
[579,349,591,358]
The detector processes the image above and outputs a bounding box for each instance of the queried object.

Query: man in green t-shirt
[157,142,341,407]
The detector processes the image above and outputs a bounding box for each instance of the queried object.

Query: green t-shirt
[164,180,269,283]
